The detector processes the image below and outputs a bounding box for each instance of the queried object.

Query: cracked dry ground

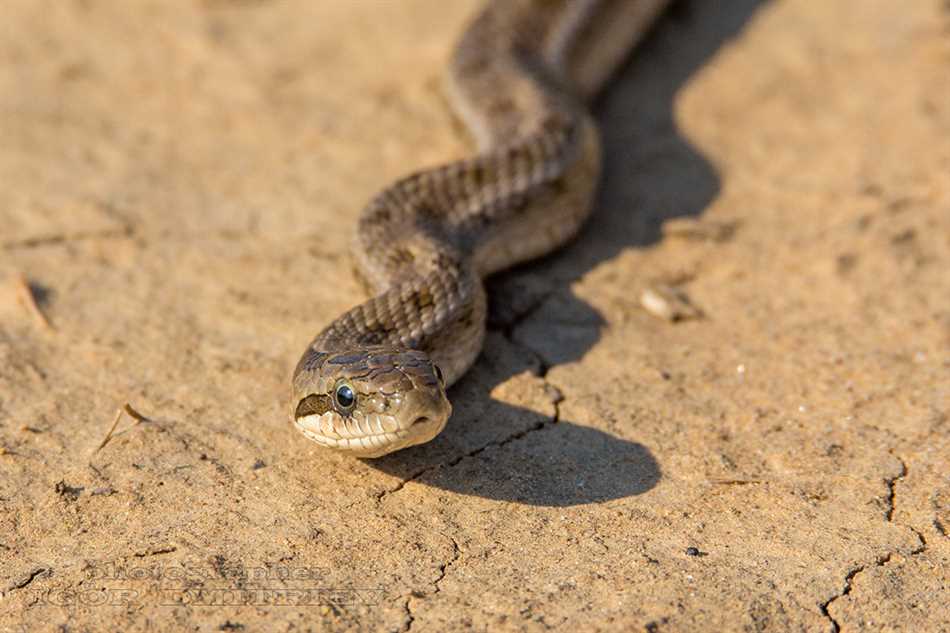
[1,0,948,631]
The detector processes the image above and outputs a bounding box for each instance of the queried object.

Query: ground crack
[378,335,561,504]
[821,456,929,631]
[403,535,461,632]
[445,399,558,469]
[376,466,433,502]
[883,456,907,522]
[377,403,558,503]
[402,597,415,632]
[883,455,927,555]
[3,567,50,596]
[820,555,891,632]
[433,535,461,594]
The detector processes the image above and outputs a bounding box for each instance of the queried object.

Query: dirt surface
[1,0,948,631]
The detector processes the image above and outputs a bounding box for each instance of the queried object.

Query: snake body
[292,0,670,457]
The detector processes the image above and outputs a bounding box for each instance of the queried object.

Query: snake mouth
[293,409,449,457]
[293,414,411,454]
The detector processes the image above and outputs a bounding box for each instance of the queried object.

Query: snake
[291,0,671,457]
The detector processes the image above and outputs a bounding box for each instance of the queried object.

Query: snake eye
[334,383,356,411]
[434,365,444,385]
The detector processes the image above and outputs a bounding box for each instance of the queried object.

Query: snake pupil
[335,384,355,409]
[434,365,444,385]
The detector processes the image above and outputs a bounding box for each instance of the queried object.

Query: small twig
[95,409,124,453]
[708,479,764,486]
[122,403,150,423]
[94,403,151,453]
[13,274,53,331]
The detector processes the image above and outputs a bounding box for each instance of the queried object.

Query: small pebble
[640,285,702,322]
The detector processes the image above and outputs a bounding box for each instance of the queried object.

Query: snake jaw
[293,407,449,458]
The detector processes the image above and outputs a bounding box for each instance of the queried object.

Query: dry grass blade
[94,403,152,454]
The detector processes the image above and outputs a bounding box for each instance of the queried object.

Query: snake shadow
[369,0,771,506]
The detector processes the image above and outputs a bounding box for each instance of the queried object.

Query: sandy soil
[1,1,948,631]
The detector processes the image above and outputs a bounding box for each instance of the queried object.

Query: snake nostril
[411,416,431,428]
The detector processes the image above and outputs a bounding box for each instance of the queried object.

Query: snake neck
[305,260,486,387]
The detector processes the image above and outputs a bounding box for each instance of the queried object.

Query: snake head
[291,347,451,458]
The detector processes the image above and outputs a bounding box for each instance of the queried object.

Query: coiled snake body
[292,0,670,457]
